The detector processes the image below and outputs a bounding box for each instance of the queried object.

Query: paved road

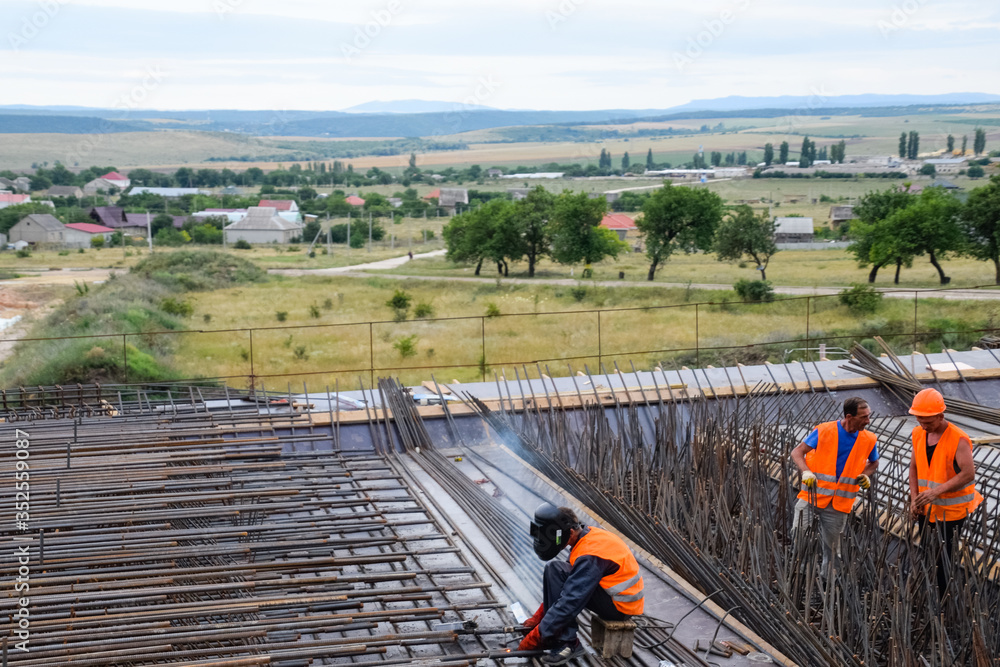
[269,249,447,276]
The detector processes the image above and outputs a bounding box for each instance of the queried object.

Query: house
[47,185,84,199]
[438,188,469,213]
[192,209,248,224]
[89,206,127,228]
[829,205,857,228]
[388,197,403,208]
[64,222,115,248]
[486,169,503,178]
[599,213,638,241]
[0,193,31,209]
[83,178,122,195]
[125,213,188,235]
[507,188,531,201]
[129,187,207,197]
[774,217,814,244]
[922,158,966,175]
[0,177,15,190]
[499,172,564,179]
[224,207,303,244]
[259,199,299,213]
[99,171,131,189]
[8,214,65,245]
[345,195,366,207]
[220,186,243,196]
[13,177,32,192]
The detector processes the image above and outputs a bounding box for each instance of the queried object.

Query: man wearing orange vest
[907,388,982,594]
[790,397,879,577]
[518,504,644,665]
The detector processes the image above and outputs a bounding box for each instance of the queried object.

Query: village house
[224,207,303,244]
[773,217,814,244]
[99,171,131,189]
[64,222,115,248]
[599,213,638,241]
[83,178,122,195]
[8,214,65,245]
[0,193,31,209]
[47,185,85,199]
[829,205,857,228]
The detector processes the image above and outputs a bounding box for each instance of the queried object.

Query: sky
[1,0,999,111]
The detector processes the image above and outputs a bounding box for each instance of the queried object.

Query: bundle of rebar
[462,366,1000,666]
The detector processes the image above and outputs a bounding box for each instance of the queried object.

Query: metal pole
[481,317,486,382]
[695,303,700,367]
[369,322,375,389]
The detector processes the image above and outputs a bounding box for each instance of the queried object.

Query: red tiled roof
[599,213,637,230]
[422,189,441,200]
[259,199,295,211]
[101,171,128,181]
[345,195,366,206]
[65,222,114,234]
[0,194,30,204]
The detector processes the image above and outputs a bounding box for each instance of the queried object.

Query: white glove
[801,471,817,488]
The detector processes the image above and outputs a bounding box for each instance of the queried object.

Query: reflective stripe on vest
[913,423,983,522]
[797,421,876,513]
[568,526,644,615]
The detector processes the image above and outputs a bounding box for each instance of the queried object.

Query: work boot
[523,604,545,630]
[541,639,585,665]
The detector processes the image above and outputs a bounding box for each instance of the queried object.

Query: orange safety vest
[798,421,877,513]
[913,423,983,523]
[568,526,644,616]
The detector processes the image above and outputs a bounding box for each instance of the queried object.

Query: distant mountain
[341,100,500,114]
[668,93,1000,112]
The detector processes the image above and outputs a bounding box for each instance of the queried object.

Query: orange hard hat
[909,388,946,417]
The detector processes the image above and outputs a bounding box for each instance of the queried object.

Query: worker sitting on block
[518,504,644,665]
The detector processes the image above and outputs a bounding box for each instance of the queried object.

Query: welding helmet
[530,503,578,561]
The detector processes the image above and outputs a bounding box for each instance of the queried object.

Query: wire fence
[4,283,1000,392]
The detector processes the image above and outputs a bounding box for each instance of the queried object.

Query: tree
[961,174,1000,283]
[636,182,724,281]
[646,149,654,170]
[884,186,963,284]
[907,131,920,160]
[919,164,936,177]
[443,209,490,275]
[848,187,915,283]
[710,151,722,167]
[799,136,814,167]
[713,205,778,280]
[150,213,176,236]
[549,192,624,268]
[974,127,987,156]
[899,132,908,158]
[514,186,554,277]
[817,145,828,162]
[968,165,985,178]
[778,141,789,164]
[961,135,968,155]
[409,152,417,168]
[621,152,630,171]
[692,153,707,169]
[763,143,774,166]
[947,135,955,154]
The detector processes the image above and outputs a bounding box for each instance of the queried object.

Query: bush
[275,311,288,322]
[393,334,418,358]
[967,165,985,178]
[160,297,194,317]
[90,235,105,248]
[414,302,434,318]
[386,289,412,311]
[733,279,774,303]
[570,286,587,302]
[839,283,883,315]
[234,239,252,249]
[485,302,501,318]
[308,303,321,318]
[16,248,31,258]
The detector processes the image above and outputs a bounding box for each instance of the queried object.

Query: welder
[517,503,644,665]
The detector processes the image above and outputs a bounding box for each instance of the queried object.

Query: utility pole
[146,211,153,253]
[368,212,372,252]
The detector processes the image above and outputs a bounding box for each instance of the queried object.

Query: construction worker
[907,388,982,594]
[518,504,644,665]
[790,397,879,577]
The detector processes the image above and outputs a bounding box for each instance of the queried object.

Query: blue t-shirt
[804,421,879,478]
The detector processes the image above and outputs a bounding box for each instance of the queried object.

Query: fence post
[369,322,375,389]
[122,334,128,383]
[695,304,700,367]
[481,317,486,382]
[249,329,255,394]
[805,297,810,362]
[597,310,602,368]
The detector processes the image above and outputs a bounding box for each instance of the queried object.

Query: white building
[224,207,303,244]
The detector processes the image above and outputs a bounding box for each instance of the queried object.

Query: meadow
[168,273,998,392]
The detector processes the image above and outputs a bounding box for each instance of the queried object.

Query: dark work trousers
[917,516,966,596]
[543,560,628,644]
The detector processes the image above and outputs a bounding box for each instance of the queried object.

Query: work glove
[856,474,871,490]
[523,604,545,630]
[518,626,544,651]
[801,471,817,488]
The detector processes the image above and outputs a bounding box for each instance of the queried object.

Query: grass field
[169,273,997,391]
